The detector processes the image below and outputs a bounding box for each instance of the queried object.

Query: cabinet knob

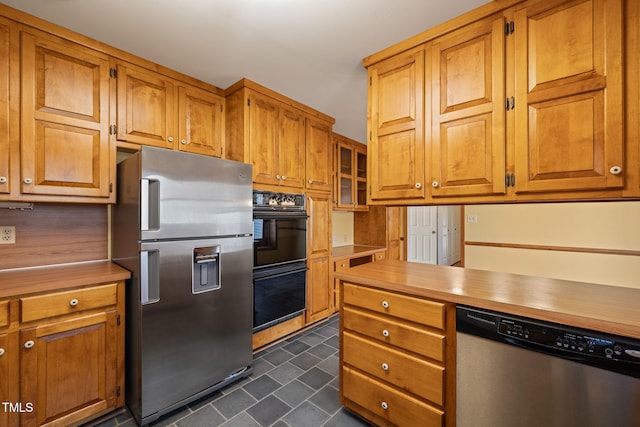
[69,298,79,307]
[281,176,287,180]
[341,263,346,268]
[609,166,623,175]
[24,178,33,185]
[181,139,187,145]
[381,300,389,309]
[381,363,389,371]
[432,181,439,188]
[381,401,389,410]
[308,179,313,184]
[168,137,174,142]
[0,176,6,184]
[415,182,422,189]
[0,348,4,357]
[24,340,35,349]
[382,329,390,337]
[276,175,281,180]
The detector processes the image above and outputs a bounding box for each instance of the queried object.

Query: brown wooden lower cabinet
[340,282,455,426]
[1,280,125,427]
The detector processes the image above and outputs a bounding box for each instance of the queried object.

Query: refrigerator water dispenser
[193,246,221,293]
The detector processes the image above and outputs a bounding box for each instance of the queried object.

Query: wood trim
[362,0,525,67]
[464,241,640,257]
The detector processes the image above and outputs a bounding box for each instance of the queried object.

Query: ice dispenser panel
[193,246,221,293]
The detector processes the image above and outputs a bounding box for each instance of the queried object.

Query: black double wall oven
[252,191,308,332]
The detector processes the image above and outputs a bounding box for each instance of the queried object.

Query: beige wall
[332,211,354,247]
[464,202,640,289]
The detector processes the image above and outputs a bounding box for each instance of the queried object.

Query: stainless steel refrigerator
[112,146,253,426]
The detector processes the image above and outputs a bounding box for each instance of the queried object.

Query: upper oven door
[253,213,307,268]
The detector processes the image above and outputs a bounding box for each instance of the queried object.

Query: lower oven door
[253,261,308,332]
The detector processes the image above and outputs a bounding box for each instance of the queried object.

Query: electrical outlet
[0,226,16,244]
[466,214,478,224]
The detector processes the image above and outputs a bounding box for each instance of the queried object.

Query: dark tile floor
[87,315,371,427]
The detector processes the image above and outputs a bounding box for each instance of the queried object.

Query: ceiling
[2,0,488,142]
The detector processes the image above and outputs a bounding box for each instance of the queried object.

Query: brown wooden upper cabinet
[225,79,335,191]
[0,18,11,198]
[305,117,333,192]
[365,0,633,205]
[367,45,425,202]
[115,62,225,158]
[334,133,368,211]
[20,29,113,202]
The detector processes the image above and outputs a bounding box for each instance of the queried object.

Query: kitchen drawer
[343,306,445,362]
[342,365,444,427]
[20,283,118,323]
[0,300,8,327]
[343,282,445,330]
[343,331,445,405]
[373,251,386,261]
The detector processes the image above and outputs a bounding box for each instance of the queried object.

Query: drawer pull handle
[382,329,390,337]
[0,348,4,356]
[381,301,389,309]
[381,401,389,410]
[69,298,79,307]
[24,340,35,349]
[381,363,389,371]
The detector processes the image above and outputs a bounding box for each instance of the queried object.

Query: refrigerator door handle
[141,179,160,231]
[140,250,160,304]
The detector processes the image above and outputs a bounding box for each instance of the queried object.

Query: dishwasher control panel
[497,317,640,364]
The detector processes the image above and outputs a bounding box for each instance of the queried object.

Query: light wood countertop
[332,245,386,260]
[334,260,640,339]
[0,261,131,298]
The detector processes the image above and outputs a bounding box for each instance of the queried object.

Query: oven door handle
[253,267,309,281]
[253,213,308,220]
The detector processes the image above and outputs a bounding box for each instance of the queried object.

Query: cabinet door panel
[21,31,111,198]
[305,117,332,192]
[279,107,305,189]
[514,0,624,193]
[21,312,117,426]
[431,16,505,197]
[249,92,280,185]
[178,85,224,157]
[116,63,176,149]
[369,47,425,201]
[0,19,10,195]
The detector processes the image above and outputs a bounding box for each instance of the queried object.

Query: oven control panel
[497,317,640,364]
[253,190,305,211]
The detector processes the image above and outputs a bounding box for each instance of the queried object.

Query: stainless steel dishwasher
[456,306,640,427]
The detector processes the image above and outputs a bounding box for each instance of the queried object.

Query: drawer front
[343,282,445,329]
[342,366,444,427]
[20,283,118,323]
[373,251,386,261]
[343,331,445,406]
[343,306,445,362]
[335,260,351,273]
[0,300,8,327]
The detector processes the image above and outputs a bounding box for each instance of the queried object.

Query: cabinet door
[431,16,506,197]
[336,141,354,209]
[355,145,368,210]
[20,312,118,427]
[249,91,280,186]
[0,332,19,427]
[116,63,176,149]
[305,117,333,192]
[368,46,425,201]
[514,0,624,193]
[0,19,9,196]
[178,84,225,157]
[21,31,111,198]
[279,106,306,189]
[307,192,332,322]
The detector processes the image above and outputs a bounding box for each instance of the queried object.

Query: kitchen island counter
[334,260,640,339]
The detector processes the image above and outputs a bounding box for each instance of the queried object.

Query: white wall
[464,202,640,289]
